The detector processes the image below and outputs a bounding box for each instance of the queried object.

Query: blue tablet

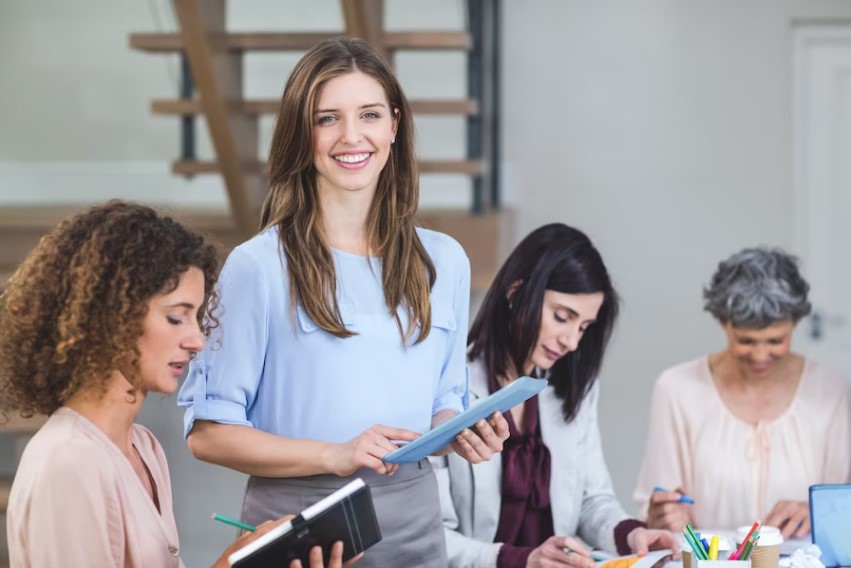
[809,483,851,568]
[382,376,548,464]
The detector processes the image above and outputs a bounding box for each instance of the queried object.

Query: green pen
[211,513,257,532]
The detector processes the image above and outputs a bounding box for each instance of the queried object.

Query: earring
[390,137,395,144]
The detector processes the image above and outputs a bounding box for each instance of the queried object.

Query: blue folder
[382,375,548,464]
[809,483,851,568]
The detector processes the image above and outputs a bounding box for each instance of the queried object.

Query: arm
[573,384,632,553]
[765,376,851,538]
[429,245,509,462]
[180,246,418,477]
[633,373,693,531]
[431,455,503,567]
[188,420,418,477]
[22,448,122,567]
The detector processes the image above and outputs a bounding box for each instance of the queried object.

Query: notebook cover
[229,479,381,567]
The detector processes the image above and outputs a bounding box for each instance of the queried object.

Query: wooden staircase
[127,0,505,282]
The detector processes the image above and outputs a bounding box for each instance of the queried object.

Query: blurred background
[2,1,851,565]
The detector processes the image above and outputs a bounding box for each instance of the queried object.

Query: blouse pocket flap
[296,302,356,333]
[430,303,457,332]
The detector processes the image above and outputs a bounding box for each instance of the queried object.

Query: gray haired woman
[633,247,851,538]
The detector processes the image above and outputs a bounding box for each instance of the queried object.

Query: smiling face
[723,320,795,378]
[135,267,206,395]
[525,290,605,374]
[312,70,398,200]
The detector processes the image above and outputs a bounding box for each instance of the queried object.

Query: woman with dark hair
[434,223,678,568]
[178,36,507,568]
[634,247,851,537]
[1,201,343,568]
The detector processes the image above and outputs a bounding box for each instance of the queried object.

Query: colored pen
[708,536,719,560]
[652,486,695,505]
[701,538,710,554]
[686,525,709,560]
[742,532,760,561]
[211,513,257,532]
[683,527,708,560]
[731,521,760,561]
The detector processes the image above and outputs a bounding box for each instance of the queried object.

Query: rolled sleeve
[178,245,271,437]
[432,246,471,417]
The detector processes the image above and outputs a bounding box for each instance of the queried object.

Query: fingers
[327,541,344,568]
[488,411,510,439]
[372,424,421,442]
[560,537,594,568]
[343,552,364,567]
[628,528,650,557]
[647,498,690,532]
[765,500,810,539]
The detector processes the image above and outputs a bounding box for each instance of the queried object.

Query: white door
[793,25,851,377]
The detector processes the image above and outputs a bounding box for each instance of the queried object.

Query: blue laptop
[809,484,851,568]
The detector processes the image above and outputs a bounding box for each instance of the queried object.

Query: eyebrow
[165,302,197,310]
[313,102,387,114]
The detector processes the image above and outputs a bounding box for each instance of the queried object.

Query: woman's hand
[211,517,362,568]
[450,411,510,464]
[323,424,420,476]
[211,517,286,568]
[290,541,363,568]
[764,500,810,538]
[646,487,692,532]
[627,527,682,559]
[527,536,595,568]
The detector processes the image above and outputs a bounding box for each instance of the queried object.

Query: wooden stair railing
[131,0,491,233]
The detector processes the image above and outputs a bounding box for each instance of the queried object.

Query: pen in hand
[653,486,694,505]
[212,513,257,532]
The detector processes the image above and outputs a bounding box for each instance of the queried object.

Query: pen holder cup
[684,553,750,568]
[694,559,751,568]
[733,544,780,568]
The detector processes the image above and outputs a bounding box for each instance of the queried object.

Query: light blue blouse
[178,226,470,444]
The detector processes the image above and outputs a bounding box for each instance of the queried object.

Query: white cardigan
[432,359,630,567]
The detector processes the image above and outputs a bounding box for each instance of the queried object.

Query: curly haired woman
[1,201,345,568]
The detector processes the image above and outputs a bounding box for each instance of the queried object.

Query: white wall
[5,0,851,564]
[500,0,851,509]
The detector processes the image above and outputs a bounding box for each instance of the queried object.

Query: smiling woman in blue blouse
[433,224,679,568]
[177,37,508,567]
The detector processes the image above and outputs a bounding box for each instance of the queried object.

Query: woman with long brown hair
[178,37,508,567]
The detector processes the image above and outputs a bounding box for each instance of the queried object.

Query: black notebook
[228,478,381,567]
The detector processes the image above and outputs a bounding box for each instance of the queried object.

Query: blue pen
[653,486,695,505]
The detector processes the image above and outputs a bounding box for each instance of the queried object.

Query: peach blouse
[7,407,184,567]
[633,357,851,530]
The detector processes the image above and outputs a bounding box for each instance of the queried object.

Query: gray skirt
[241,460,448,568]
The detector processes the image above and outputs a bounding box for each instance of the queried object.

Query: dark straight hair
[468,223,620,422]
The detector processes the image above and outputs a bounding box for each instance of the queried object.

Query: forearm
[187,420,337,478]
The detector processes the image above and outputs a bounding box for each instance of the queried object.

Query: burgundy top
[489,375,646,567]
[489,373,554,567]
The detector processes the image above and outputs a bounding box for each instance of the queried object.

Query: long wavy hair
[0,201,220,417]
[468,223,620,422]
[260,36,435,344]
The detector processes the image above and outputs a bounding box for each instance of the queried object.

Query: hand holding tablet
[383,376,548,464]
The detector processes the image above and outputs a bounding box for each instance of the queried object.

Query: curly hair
[0,201,221,417]
[703,246,811,328]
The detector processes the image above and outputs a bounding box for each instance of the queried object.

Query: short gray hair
[703,247,812,328]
